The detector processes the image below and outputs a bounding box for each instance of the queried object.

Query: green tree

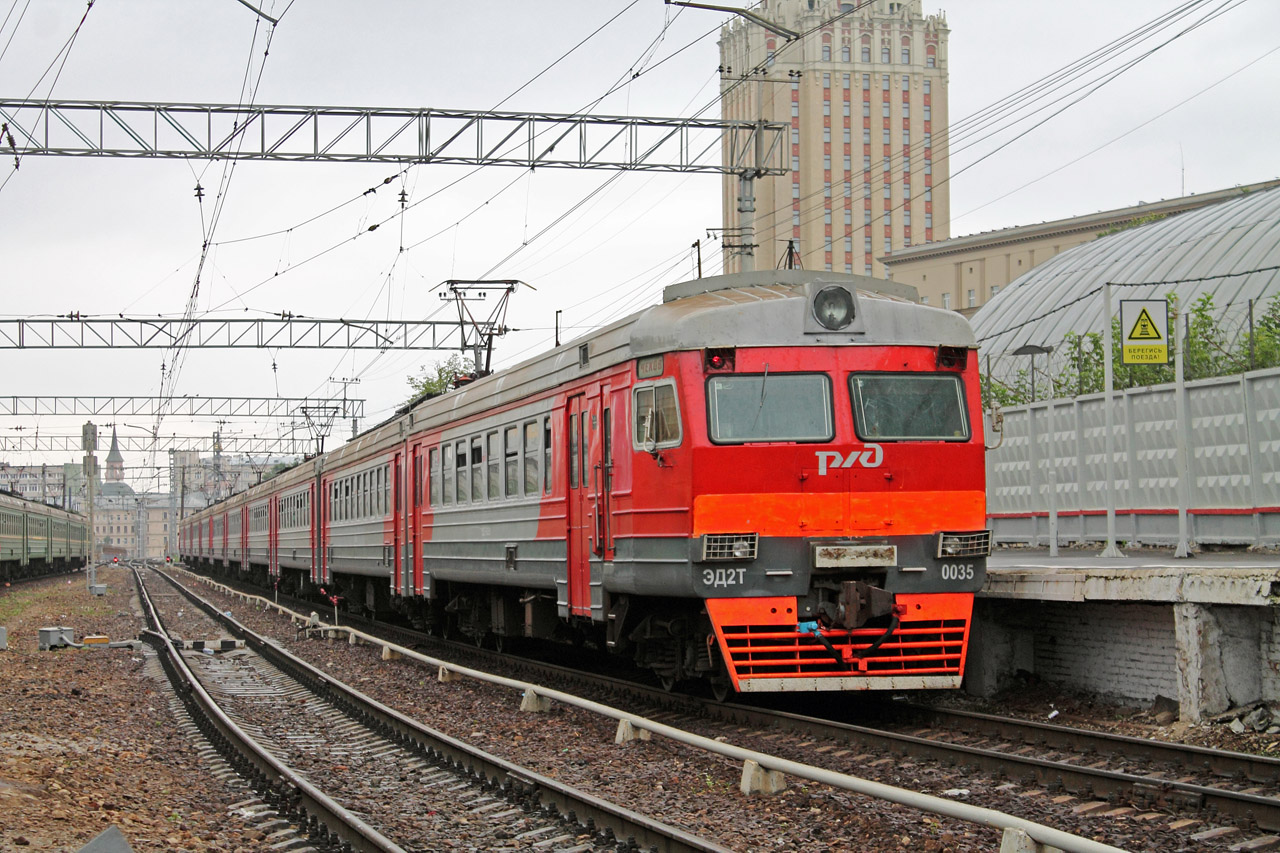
[405,354,470,403]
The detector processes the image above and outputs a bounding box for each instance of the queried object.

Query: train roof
[0,489,84,519]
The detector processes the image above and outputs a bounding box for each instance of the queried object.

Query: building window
[824,210,832,224]
[792,103,799,117]
[883,186,891,200]
[843,180,852,197]
[882,103,890,117]
[861,46,870,62]
[862,73,870,89]
[843,127,852,143]
[823,100,830,116]
[865,263,873,274]
[881,75,889,91]
[902,102,909,117]
[822,44,831,61]
[791,128,800,144]
[843,102,851,116]
[882,128,891,144]
[842,154,851,171]
[903,211,911,226]
[823,72,831,87]
[924,187,932,201]
[767,50,775,66]
[924,131,932,147]
[925,212,933,228]
[823,127,831,142]
[824,182,832,198]
[991,285,1001,296]
[862,127,870,144]
[864,236,872,251]
[967,289,976,308]
[864,209,872,225]
[925,160,932,175]
[884,238,892,253]
[862,103,870,117]
[924,105,931,121]
[793,182,800,199]
[844,236,853,252]
[846,262,853,272]
[792,155,800,172]
[924,79,931,95]
[902,49,910,64]
[863,154,871,170]
[842,45,851,62]
[902,75,910,90]
[792,210,801,227]
[882,47,890,63]
[844,209,853,226]
[903,128,910,144]
[942,292,952,309]
[825,236,833,252]
[843,73,850,88]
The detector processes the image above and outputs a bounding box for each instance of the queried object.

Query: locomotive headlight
[813,286,855,330]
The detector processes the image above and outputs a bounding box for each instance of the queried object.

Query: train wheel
[493,634,505,654]
[710,679,731,703]
[660,675,677,693]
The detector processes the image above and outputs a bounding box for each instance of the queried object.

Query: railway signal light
[703,347,735,372]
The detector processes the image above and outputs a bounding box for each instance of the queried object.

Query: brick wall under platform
[970,599,1179,704]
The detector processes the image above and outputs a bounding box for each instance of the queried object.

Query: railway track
[137,567,731,853]
[177,566,1280,850]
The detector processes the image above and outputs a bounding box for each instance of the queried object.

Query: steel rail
[177,567,1127,853]
[152,568,731,853]
[134,569,409,853]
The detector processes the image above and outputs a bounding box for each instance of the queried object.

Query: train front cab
[660,279,991,693]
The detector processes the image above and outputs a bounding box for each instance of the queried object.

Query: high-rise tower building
[718,0,949,277]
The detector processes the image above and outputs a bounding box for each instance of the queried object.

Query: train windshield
[707,372,833,443]
[850,373,969,441]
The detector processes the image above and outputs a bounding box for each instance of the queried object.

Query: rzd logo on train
[815,444,883,475]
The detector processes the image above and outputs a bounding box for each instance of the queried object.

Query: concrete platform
[985,548,1280,605]
[966,548,1280,722]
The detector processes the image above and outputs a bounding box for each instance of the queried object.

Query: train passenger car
[0,491,88,582]
[181,271,990,695]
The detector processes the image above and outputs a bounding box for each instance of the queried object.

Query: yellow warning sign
[1121,299,1169,364]
[1127,307,1163,341]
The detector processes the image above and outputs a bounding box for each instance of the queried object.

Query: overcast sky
[1,0,1276,487]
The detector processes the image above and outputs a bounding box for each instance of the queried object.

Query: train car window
[413,455,422,509]
[374,468,382,517]
[569,413,579,489]
[601,408,612,491]
[543,416,552,495]
[487,433,500,500]
[471,436,485,503]
[504,426,519,497]
[523,421,540,496]
[707,373,833,444]
[850,373,969,441]
[429,448,440,507]
[455,440,469,504]
[632,381,682,450]
[442,445,455,505]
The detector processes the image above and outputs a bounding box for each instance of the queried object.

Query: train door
[392,451,403,596]
[268,495,279,578]
[308,482,317,579]
[240,506,249,572]
[567,392,605,617]
[318,477,329,584]
[410,444,423,595]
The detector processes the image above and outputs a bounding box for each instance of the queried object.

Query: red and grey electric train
[181,271,990,695]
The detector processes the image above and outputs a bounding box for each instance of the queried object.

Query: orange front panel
[706,593,974,690]
[693,490,985,537]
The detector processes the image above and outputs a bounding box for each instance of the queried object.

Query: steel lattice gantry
[0,317,479,350]
[0,396,363,419]
[0,99,789,174]
[0,434,308,454]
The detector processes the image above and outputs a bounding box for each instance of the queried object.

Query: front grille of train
[936,530,992,559]
[720,619,968,676]
[700,532,759,561]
